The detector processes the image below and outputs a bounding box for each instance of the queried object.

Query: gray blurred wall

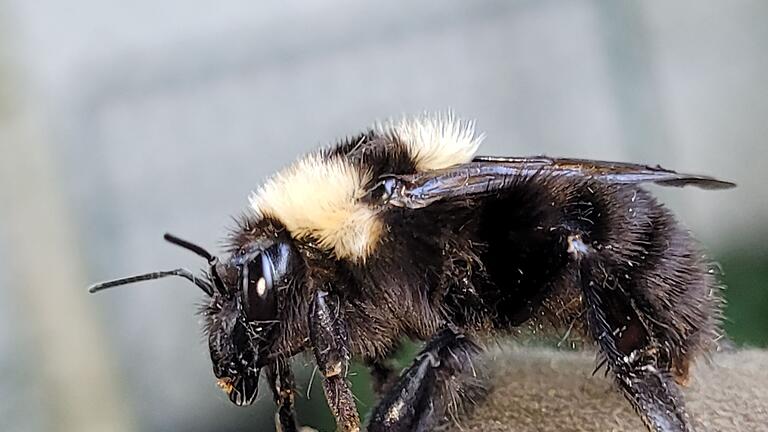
[1,1,766,431]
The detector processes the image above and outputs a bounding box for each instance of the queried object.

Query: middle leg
[368,326,484,432]
[266,359,300,432]
[367,358,399,396]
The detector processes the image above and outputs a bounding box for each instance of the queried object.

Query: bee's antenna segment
[88,268,214,296]
[164,233,216,263]
[163,233,228,295]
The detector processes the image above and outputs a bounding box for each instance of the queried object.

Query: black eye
[242,253,277,322]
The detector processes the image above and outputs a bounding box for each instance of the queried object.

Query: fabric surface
[438,348,768,432]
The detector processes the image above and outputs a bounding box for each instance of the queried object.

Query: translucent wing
[377,155,735,209]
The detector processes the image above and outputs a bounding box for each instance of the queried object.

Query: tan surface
[439,348,768,432]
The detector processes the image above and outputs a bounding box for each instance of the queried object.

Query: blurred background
[1,1,766,431]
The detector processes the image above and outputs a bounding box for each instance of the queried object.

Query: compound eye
[242,253,276,322]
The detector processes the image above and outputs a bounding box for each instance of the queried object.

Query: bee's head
[204,235,300,406]
[89,232,301,407]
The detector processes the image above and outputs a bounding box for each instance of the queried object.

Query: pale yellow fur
[249,113,482,261]
[249,153,382,261]
[378,112,484,171]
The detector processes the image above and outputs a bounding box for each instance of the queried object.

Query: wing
[376,155,735,209]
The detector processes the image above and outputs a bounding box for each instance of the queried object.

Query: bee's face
[88,231,302,407]
[206,298,262,405]
[204,240,298,406]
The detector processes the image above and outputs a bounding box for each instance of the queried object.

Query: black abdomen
[466,175,721,365]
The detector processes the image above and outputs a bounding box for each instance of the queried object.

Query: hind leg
[576,254,695,432]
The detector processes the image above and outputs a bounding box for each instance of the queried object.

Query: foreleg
[309,290,360,432]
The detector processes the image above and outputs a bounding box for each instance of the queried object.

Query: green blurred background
[1,1,766,432]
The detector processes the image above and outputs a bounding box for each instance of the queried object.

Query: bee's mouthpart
[217,373,260,406]
[216,377,234,394]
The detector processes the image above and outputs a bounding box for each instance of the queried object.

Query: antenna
[163,233,228,295]
[88,268,214,296]
[88,233,227,297]
[163,233,215,261]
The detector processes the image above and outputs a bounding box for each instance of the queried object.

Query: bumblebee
[91,113,734,432]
